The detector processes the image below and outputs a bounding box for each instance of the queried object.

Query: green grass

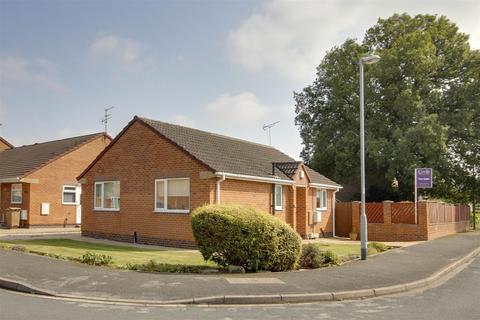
[0,239,215,268]
[307,243,380,258]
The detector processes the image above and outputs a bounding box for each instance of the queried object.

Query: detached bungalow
[0,133,111,227]
[78,116,342,247]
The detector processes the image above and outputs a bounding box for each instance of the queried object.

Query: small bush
[77,252,113,266]
[299,244,340,269]
[191,204,302,272]
[368,242,388,253]
[126,260,214,273]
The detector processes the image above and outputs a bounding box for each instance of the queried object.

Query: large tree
[294,14,479,202]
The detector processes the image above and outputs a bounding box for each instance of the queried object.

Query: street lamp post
[359,54,380,260]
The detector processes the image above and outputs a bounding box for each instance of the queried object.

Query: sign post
[415,168,433,224]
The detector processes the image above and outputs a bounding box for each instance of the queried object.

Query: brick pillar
[383,201,393,225]
[417,201,429,240]
[351,201,361,233]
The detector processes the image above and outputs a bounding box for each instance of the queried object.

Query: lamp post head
[360,54,381,65]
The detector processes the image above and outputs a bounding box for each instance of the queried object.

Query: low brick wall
[338,201,470,242]
[81,230,196,249]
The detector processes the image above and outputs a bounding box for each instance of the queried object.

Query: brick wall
[22,136,109,227]
[81,121,216,247]
[341,201,470,242]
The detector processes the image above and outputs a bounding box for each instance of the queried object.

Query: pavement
[0,231,479,305]
[2,255,479,320]
[0,227,80,240]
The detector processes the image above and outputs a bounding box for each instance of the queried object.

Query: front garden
[0,204,391,273]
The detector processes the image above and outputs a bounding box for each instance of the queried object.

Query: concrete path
[0,227,80,240]
[0,232,479,304]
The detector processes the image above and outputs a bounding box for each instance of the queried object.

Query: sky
[0,0,479,159]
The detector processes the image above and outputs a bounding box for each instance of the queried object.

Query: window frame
[154,178,190,214]
[94,181,120,211]
[316,188,327,211]
[11,183,22,204]
[274,184,283,211]
[62,185,79,205]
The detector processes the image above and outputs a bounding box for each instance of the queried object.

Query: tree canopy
[294,13,479,202]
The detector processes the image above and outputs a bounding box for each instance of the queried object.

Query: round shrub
[300,244,341,269]
[191,204,302,272]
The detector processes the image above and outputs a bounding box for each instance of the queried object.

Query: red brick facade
[0,136,110,227]
[80,121,339,247]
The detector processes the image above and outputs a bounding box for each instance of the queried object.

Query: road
[1,256,479,320]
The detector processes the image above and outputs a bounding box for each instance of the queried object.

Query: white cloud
[0,55,68,93]
[88,35,141,64]
[206,92,270,125]
[169,114,195,127]
[229,0,480,84]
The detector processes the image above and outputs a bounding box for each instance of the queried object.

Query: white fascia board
[309,183,343,190]
[214,172,294,185]
[0,177,40,184]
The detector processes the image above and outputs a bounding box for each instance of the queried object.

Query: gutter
[309,183,343,190]
[216,174,226,204]
[0,177,40,184]
[214,172,294,186]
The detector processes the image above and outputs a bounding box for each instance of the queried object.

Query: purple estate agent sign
[416,168,433,188]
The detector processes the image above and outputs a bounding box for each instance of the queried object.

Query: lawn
[0,238,214,268]
[308,243,363,257]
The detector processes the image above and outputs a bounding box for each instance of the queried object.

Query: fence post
[383,201,393,225]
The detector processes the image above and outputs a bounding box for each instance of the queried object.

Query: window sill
[94,208,120,212]
[153,210,190,214]
[11,202,22,205]
[316,208,327,212]
[62,203,79,206]
[275,207,283,212]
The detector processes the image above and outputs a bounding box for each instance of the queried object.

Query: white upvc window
[94,181,120,211]
[316,189,327,211]
[154,178,190,213]
[11,183,22,204]
[62,185,79,205]
[274,184,283,211]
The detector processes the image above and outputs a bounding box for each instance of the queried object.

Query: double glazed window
[11,184,22,204]
[274,184,283,211]
[94,181,120,210]
[62,185,79,205]
[155,178,190,213]
[316,189,327,211]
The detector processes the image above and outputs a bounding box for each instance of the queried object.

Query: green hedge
[191,204,302,272]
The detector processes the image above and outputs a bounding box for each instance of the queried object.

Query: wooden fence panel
[391,202,415,224]
[335,202,352,237]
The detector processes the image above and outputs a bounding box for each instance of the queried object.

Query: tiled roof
[304,165,342,188]
[139,117,340,187]
[0,133,104,180]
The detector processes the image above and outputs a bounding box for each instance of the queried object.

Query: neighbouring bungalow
[78,116,342,247]
[0,133,111,227]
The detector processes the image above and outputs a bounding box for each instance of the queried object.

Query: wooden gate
[335,202,352,237]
